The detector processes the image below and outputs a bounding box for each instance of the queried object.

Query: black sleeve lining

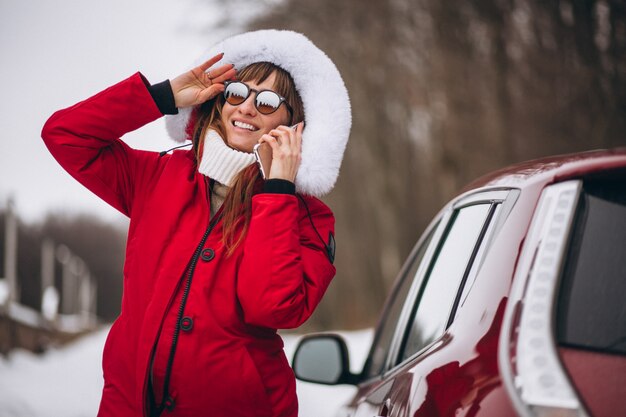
[263,179,296,194]
[147,80,178,115]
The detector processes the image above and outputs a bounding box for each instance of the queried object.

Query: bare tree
[241,0,626,330]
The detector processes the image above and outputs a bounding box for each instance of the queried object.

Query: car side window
[362,223,438,379]
[399,203,492,362]
[557,179,626,355]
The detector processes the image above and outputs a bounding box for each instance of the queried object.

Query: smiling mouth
[233,121,258,131]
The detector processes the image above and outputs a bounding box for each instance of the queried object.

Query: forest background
[2,0,625,331]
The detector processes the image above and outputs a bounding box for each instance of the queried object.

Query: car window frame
[394,201,495,364]
[458,189,520,309]
[358,213,446,382]
[380,188,517,376]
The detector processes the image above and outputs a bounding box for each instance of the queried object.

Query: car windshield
[557,177,626,356]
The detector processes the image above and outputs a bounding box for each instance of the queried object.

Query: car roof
[462,148,626,192]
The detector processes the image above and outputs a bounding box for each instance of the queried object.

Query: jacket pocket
[240,346,274,417]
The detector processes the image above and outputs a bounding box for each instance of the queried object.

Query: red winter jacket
[41,73,336,417]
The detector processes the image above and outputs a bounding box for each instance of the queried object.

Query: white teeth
[233,121,257,131]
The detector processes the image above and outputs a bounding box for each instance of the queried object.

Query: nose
[237,94,257,116]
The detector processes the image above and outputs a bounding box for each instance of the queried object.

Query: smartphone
[253,124,301,179]
[253,142,272,179]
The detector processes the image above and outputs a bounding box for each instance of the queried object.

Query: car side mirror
[292,333,359,385]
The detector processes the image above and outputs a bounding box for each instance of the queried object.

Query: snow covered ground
[0,326,373,417]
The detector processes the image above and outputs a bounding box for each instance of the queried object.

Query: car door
[349,190,513,417]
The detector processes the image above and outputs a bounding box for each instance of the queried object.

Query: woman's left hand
[258,122,304,183]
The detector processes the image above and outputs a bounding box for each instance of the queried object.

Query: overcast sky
[0,0,268,224]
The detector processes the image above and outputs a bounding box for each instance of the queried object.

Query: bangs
[238,62,304,124]
[238,62,289,97]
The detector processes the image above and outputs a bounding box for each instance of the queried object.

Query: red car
[292,149,626,417]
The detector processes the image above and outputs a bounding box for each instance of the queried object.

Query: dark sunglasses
[223,81,293,116]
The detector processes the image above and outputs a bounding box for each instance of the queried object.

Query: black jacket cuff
[263,179,296,194]
[147,80,178,115]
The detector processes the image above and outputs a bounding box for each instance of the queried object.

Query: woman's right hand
[170,53,237,109]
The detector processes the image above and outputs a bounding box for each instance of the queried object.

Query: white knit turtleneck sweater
[198,129,256,186]
[197,129,256,217]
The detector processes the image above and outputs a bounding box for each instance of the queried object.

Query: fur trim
[165,30,352,197]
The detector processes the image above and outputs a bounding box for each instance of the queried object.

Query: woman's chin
[226,138,255,153]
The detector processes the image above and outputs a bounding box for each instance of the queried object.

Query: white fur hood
[165,29,352,197]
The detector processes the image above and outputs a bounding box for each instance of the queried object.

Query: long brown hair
[191,62,305,255]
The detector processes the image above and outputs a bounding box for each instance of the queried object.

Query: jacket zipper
[144,276,185,416]
[154,177,222,415]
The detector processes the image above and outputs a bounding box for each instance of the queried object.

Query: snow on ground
[0,327,373,417]
[0,329,107,417]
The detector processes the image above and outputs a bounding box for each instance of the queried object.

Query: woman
[41,30,351,417]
